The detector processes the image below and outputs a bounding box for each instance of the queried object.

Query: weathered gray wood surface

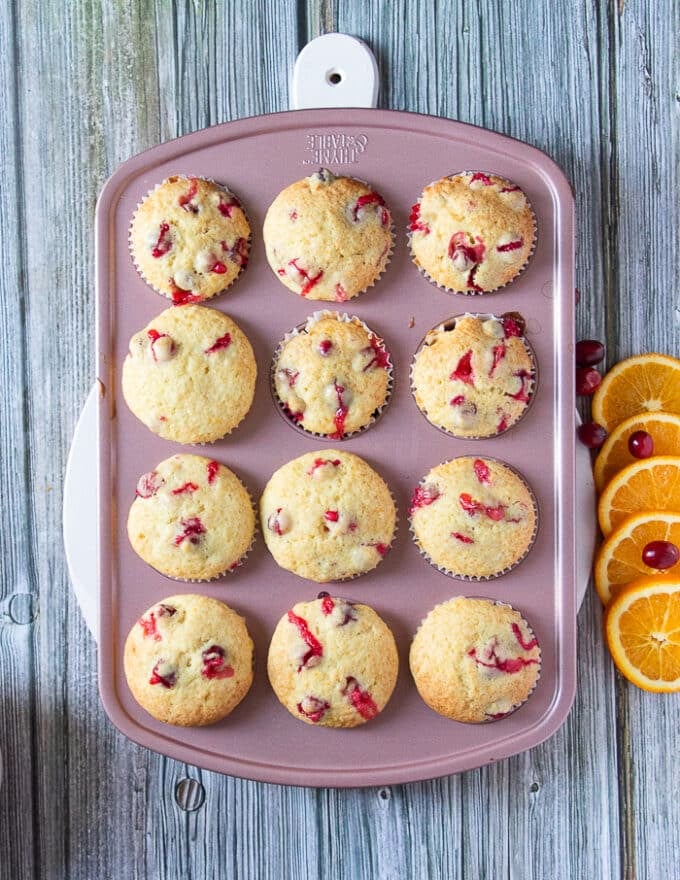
[0,0,678,877]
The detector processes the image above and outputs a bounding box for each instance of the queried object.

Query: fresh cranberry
[267,508,291,536]
[297,696,330,723]
[409,484,441,514]
[206,460,220,484]
[204,333,232,354]
[506,370,532,402]
[330,380,348,439]
[496,238,523,253]
[209,261,228,274]
[473,459,491,484]
[450,350,475,385]
[342,677,378,720]
[318,339,333,356]
[217,196,239,217]
[287,611,323,671]
[136,470,163,498]
[628,430,654,458]
[575,367,602,395]
[201,645,234,679]
[501,314,525,337]
[320,595,334,615]
[352,192,387,223]
[452,532,474,544]
[171,482,198,495]
[489,343,506,376]
[287,259,323,295]
[511,623,539,651]
[178,179,199,212]
[334,283,348,302]
[577,422,608,448]
[575,339,605,367]
[324,510,339,523]
[408,203,430,235]
[151,222,172,258]
[362,335,391,371]
[169,278,201,305]
[227,237,249,268]
[642,541,680,570]
[307,458,341,476]
[149,661,176,688]
[469,172,493,186]
[173,517,206,546]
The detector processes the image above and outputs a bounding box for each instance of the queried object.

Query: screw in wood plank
[1,593,38,625]
[174,777,206,812]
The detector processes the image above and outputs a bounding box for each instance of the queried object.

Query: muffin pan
[96,107,575,786]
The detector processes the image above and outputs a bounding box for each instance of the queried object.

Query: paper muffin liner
[267,170,394,302]
[128,174,252,303]
[409,311,538,441]
[261,465,399,584]
[406,171,537,296]
[130,463,259,584]
[411,595,542,723]
[270,310,394,441]
[408,456,539,582]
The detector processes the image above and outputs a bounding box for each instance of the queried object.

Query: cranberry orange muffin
[260,450,396,583]
[411,313,536,438]
[128,454,255,581]
[267,595,398,728]
[130,175,250,302]
[272,312,392,437]
[124,594,254,726]
[121,304,256,444]
[263,169,393,302]
[409,172,535,293]
[409,456,537,579]
[410,597,541,723]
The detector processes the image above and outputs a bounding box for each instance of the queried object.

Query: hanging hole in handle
[326,69,343,86]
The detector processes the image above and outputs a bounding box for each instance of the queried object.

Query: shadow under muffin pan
[96,108,575,787]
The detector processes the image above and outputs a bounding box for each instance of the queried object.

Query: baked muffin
[267,595,398,728]
[121,304,256,444]
[130,175,250,302]
[260,450,396,582]
[272,312,392,437]
[409,596,541,723]
[263,169,393,302]
[128,454,255,581]
[411,313,535,438]
[409,172,535,293]
[409,456,537,579]
[124,594,254,726]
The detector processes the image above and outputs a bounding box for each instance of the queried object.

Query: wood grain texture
[0,0,678,878]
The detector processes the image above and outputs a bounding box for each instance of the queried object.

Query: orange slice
[594,511,680,604]
[593,412,680,492]
[604,574,680,691]
[597,456,680,536]
[591,353,680,432]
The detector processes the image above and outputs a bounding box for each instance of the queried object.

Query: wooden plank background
[0,0,678,877]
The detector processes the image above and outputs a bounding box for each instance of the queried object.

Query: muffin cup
[408,457,539,581]
[128,174,252,302]
[129,469,258,583]
[270,310,394,441]
[409,311,538,440]
[407,171,537,295]
[266,171,395,302]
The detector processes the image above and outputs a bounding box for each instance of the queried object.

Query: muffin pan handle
[291,33,379,110]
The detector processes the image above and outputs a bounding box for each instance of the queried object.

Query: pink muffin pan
[95,105,575,786]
